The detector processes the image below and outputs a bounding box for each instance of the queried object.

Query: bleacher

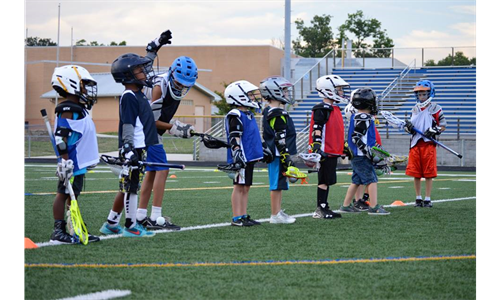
[289,67,476,137]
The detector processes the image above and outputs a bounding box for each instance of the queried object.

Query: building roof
[41,72,221,101]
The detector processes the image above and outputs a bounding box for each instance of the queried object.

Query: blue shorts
[351,156,378,185]
[268,157,289,191]
[145,144,169,171]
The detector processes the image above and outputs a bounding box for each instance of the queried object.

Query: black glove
[232,149,247,169]
[261,142,274,164]
[424,126,441,139]
[146,30,172,53]
[342,141,353,160]
[404,120,415,134]
[310,142,326,159]
[158,30,172,46]
[120,143,138,165]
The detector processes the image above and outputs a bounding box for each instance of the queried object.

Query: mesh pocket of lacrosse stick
[70,199,88,245]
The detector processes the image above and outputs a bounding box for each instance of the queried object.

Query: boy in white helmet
[223,80,264,226]
[50,65,100,244]
[309,75,350,219]
[260,76,305,224]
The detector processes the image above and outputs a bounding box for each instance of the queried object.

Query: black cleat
[414,199,423,207]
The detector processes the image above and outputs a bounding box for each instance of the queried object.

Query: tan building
[25,45,285,133]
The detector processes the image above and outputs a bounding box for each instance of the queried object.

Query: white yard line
[34,196,476,249]
[56,289,131,300]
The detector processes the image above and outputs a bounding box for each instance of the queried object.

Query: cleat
[312,206,342,219]
[270,210,296,224]
[139,217,181,231]
[423,200,433,208]
[367,204,390,215]
[86,234,100,243]
[245,215,261,225]
[99,222,123,235]
[231,217,253,227]
[414,199,423,207]
[339,204,362,213]
[353,199,370,211]
[50,220,79,245]
[123,224,155,237]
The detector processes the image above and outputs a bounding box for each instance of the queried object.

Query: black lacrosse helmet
[351,88,378,115]
[111,53,154,88]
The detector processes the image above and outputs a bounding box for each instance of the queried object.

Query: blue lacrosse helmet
[414,80,435,108]
[168,56,198,100]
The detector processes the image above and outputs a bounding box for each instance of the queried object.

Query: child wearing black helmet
[340,88,390,215]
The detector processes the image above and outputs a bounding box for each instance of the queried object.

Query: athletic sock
[136,208,148,222]
[317,187,329,208]
[424,197,431,201]
[124,193,138,229]
[416,195,422,200]
[151,206,162,221]
[107,210,121,226]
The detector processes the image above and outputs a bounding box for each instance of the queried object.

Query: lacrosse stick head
[197,133,230,149]
[380,110,406,129]
[299,153,321,169]
[217,163,242,180]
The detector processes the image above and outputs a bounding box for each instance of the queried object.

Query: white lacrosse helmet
[344,88,360,120]
[224,80,262,110]
[316,75,350,104]
[51,65,98,110]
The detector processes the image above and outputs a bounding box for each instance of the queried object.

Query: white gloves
[169,120,194,138]
[56,158,74,182]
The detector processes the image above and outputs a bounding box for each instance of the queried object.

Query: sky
[24,0,476,51]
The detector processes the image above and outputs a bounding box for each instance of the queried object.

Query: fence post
[457,118,460,140]
[451,47,455,66]
[422,48,424,67]
[301,78,304,99]
[309,69,312,92]
[333,48,336,69]
[391,48,395,68]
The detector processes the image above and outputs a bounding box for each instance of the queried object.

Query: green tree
[336,10,394,58]
[25,37,57,46]
[292,14,334,57]
[425,52,475,66]
[213,82,231,115]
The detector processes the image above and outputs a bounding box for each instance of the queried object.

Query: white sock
[124,193,138,228]
[136,208,148,222]
[425,197,431,201]
[107,210,121,226]
[151,206,162,221]
[416,195,422,200]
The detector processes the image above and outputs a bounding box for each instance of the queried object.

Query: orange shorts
[405,140,437,178]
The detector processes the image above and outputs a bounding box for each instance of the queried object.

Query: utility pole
[284,0,291,81]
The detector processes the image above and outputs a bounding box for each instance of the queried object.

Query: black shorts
[57,174,85,197]
[318,156,338,186]
[233,162,255,186]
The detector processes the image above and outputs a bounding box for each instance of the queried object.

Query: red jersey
[309,104,344,156]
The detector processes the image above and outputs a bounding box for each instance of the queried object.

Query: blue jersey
[348,113,377,157]
[225,109,263,163]
[118,90,158,148]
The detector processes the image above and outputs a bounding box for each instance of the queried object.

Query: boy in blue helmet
[136,32,198,230]
[404,80,446,208]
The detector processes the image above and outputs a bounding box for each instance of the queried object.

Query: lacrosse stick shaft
[100,155,186,169]
[380,111,463,159]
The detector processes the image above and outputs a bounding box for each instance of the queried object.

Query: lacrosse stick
[40,109,89,245]
[380,110,463,159]
[283,166,307,183]
[298,153,322,171]
[217,163,245,181]
[100,154,186,170]
[190,131,230,149]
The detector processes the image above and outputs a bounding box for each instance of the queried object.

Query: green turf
[24,164,476,299]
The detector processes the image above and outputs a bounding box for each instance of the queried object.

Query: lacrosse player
[99,53,158,238]
[224,80,264,226]
[340,88,390,215]
[309,75,350,219]
[136,31,198,231]
[50,65,101,244]
[344,91,383,210]
[403,80,446,207]
[260,76,305,224]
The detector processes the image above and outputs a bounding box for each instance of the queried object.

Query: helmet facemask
[168,74,192,101]
[78,79,98,110]
[132,62,155,88]
[260,77,294,105]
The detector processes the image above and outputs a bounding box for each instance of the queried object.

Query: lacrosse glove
[232,149,247,170]
[310,142,327,159]
[169,120,194,138]
[424,126,442,139]
[146,30,172,52]
[261,142,274,164]
[119,143,138,165]
[56,158,74,182]
[404,120,415,134]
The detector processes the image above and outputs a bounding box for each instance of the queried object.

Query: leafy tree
[424,52,476,66]
[213,82,231,115]
[76,39,87,46]
[25,37,57,46]
[292,14,334,57]
[336,10,394,58]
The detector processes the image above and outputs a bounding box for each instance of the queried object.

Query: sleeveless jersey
[347,113,377,157]
[262,106,297,157]
[309,103,344,155]
[225,109,263,163]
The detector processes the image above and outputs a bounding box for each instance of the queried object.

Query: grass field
[24,163,476,300]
